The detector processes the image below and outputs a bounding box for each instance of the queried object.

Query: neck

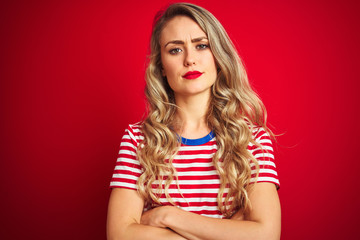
[173,91,211,138]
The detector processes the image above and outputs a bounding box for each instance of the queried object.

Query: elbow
[106,223,130,240]
[107,221,142,240]
[256,225,281,240]
[107,230,127,240]
[258,232,280,240]
[106,230,121,240]
[107,237,119,240]
[243,222,280,240]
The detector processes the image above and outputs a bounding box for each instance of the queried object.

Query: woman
[107,3,280,240]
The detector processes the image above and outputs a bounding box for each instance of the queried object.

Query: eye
[169,48,182,55]
[196,44,209,50]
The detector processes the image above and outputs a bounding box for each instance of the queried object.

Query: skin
[160,16,217,99]
[107,15,281,240]
[140,183,281,240]
[160,15,217,139]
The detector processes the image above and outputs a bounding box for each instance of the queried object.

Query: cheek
[209,55,217,70]
[162,59,179,78]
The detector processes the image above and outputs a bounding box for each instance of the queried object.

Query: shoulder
[251,126,272,144]
[127,122,143,135]
[123,122,144,146]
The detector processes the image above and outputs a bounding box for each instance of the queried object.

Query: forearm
[140,184,280,240]
[163,208,278,240]
[108,222,187,240]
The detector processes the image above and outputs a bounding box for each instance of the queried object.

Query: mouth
[182,71,203,79]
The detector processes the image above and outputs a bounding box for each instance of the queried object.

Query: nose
[184,49,196,66]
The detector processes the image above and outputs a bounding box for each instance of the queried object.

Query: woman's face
[160,16,217,99]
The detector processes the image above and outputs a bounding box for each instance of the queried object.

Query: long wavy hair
[137,2,270,217]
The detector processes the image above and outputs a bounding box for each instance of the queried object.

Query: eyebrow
[164,37,208,48]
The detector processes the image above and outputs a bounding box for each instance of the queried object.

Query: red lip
[182,71,203,79]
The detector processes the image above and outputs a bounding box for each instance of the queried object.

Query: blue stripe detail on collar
[179,131,215,146]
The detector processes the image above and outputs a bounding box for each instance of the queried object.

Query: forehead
[160,15,207,44]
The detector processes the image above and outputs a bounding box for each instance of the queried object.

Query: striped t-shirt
[110,123,279,219]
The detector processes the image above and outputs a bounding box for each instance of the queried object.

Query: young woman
[107,3,280,240]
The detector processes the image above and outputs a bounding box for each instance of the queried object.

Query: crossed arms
[107,182,280,240]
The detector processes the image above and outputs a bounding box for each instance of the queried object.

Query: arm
[141,182,281,240]
[107,188,187,240]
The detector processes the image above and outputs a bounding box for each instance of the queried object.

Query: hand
[141,206,173,228]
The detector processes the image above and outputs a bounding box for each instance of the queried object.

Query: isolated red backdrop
[1,0,359,239]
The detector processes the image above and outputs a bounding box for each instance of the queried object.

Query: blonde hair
[137,2,270,217]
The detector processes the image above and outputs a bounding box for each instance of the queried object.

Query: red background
[1,0,359,239]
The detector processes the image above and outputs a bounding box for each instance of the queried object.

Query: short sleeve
[109,124,143,190]
[248,127,280,188]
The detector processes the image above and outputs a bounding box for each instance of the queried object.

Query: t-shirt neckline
[178,131,215,146]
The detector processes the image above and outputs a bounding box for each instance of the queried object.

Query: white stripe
[180,145,217,151]
[248,145,273,151]
[152,188,228,194]
[112,173,138,180]
[110,182,137,189]
[116,158,140,166]
[126,130,136,142]
[176,170,218,176]
[251,169,278,176]
[118,149,137,156]
[155,179,220,185]
[121,135,131,140]
[250,177,280,184]
[119,141,136,148]
[174,154,215,159]
[253,152,274,159]
[154,189,219,194]
[172,162,214,168]
[130,128,142,134]
[160,197,218,202]
[114,165,142,174]
[179,206,219,211]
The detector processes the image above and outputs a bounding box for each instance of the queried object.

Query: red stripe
[255,156,274,161]
[190,209,222,215]
[119,146,136,152]
[255,172,278,178]
[111,178,137,185]
[259,164,277,170]
[253,129,266,138]
[175,175,220,180]
[172,158,213,164]
[120,138,134,144]
[152,184,221,189]
[116,161,141,170]
[117,153,137,160]
[252,148,274,155]
[175,166,216,172]
[177,149,217,155]
[113,169,141,177]
[157,175,220,181]
[160,201,218,207]
[110,186,137,190]
[251,173,278,180]
[157,192,228,198]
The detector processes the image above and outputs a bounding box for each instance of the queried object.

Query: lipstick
[182,71,203,79]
